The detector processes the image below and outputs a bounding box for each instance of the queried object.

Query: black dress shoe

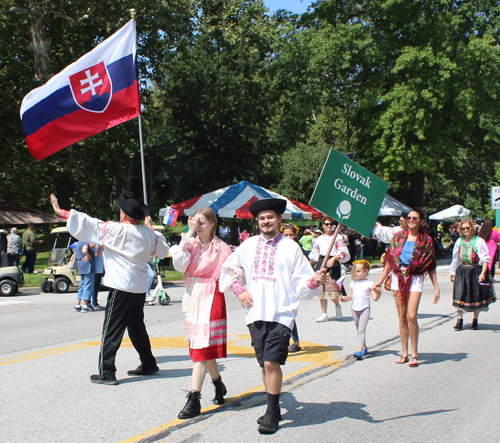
[90,374,119,385]
[471,319,478,330]
[453,318,463,330]
[258,413,280,434]
[127,365,160,376]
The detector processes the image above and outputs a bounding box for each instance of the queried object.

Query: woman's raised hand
[50,194,60,213]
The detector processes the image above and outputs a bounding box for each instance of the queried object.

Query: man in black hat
[50,194,169,385]
[221,198,326,434]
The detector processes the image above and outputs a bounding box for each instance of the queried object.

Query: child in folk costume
[170,207,232,419]
[340,260,380,360]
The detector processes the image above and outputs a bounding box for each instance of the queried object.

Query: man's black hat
[249,198,287,218]
[119,195,150,220]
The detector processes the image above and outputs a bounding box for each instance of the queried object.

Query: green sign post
[310,148,389,238]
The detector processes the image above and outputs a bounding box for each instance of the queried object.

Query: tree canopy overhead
[1,0,499,222]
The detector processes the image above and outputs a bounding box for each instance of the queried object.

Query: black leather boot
[453,318,463,330]
[471,319,478,330]
[212,376,227,405]
[177,391,201,419]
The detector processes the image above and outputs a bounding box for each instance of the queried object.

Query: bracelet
[231,281,245,296]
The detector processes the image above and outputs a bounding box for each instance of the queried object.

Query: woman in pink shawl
[170,207,232,420]
[478,220,500,282]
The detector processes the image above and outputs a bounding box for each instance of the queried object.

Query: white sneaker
[335,305,342,320]
[316,313,329,322]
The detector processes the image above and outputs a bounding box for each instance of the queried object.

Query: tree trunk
[29,2,52,82]
[409,170,425,208]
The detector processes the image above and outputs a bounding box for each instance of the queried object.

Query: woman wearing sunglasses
[450,218,495,330]
[374,209,440,367]
[309,216,350,322]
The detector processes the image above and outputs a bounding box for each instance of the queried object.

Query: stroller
[145,258,171,306]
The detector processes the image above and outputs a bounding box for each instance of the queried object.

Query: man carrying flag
[20,19,140,161]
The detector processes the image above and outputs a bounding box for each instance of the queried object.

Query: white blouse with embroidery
[220,233,322,329]
[308,234,350,263]
[450,236,490,275]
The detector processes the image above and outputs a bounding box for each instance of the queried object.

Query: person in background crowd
[374,209,440,368]
[21,223,43,273]
[309,216,350,322]
[73,240,96,312]
[7,227,22,267]
[219,221,230,243]
[373,213,409,244]
[299,227,315,258]
[478,219,500,283]
[450,218,496,330]
[170,207,232,419]
[239,229,250,244]
[221,198,325,434]
[92,243,104,310]
[281,223,303,353]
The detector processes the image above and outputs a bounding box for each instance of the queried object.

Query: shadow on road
[278,392,456,426]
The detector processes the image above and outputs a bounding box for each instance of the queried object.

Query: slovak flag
[20,20,140,161]
[336,276,345,291]
[163,206,179,227]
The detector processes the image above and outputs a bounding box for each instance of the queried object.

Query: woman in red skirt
[170,207,232,419]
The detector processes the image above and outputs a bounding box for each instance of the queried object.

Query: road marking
[0,300,29,306]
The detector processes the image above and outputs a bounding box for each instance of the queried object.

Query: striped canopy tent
[167,181,323,220]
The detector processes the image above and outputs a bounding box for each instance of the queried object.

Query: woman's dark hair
[478,219,493,242]
[408,209,427,234]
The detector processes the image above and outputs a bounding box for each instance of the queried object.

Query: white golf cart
[40,227,80,293]
[0,229,25,296]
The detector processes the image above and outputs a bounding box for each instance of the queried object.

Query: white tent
[378,194,412,216]
[429,205,470,220]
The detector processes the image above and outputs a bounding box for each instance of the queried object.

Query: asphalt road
[1,264,499,443]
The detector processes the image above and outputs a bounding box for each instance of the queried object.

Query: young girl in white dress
[340,260,380,360]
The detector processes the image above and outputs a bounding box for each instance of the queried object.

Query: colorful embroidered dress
[450,235,495,312]
[170,235,232,360]
[384,230,436,300]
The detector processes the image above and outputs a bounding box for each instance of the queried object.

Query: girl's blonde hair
[351,260,371,280]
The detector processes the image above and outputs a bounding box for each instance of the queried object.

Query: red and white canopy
[166,181,323,220]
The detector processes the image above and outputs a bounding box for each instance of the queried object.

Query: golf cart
[0,229,25,296]
[40,227,80,293]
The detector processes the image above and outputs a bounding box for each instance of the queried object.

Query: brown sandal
[395,356,409,364]
[409,356,419,367]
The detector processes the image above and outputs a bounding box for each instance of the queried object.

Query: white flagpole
[130,9,148,205]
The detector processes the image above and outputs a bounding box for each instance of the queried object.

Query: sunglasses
[323,222,333,226]
[463,226,471,230]
[407,216,420,221]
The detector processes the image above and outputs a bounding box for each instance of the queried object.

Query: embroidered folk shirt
[220,233,322,329]
[450,235,490,276]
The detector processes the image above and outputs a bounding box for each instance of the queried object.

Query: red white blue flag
[163,206,179,227]
[336,276,345,291]
[20,20,140,161]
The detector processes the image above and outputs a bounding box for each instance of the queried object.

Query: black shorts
[248,321,291,368]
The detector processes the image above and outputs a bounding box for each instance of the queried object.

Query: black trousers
[99,288,156,378]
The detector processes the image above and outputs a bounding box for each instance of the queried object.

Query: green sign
[310,149,388,237]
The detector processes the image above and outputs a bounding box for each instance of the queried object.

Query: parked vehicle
[0,229,25,296]
[40,227,80,293]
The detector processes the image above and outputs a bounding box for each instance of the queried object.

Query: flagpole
[130,8,148,205]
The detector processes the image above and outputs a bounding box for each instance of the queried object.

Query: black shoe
[90,374,118,385]
[212,376,227,405]
[127,364,160,376]
[258,413,280,434]
[471,319,478,330]
[178,391,201,419]
[288,343,302,353]
[257,412,282,424]
[453,318,463,330]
